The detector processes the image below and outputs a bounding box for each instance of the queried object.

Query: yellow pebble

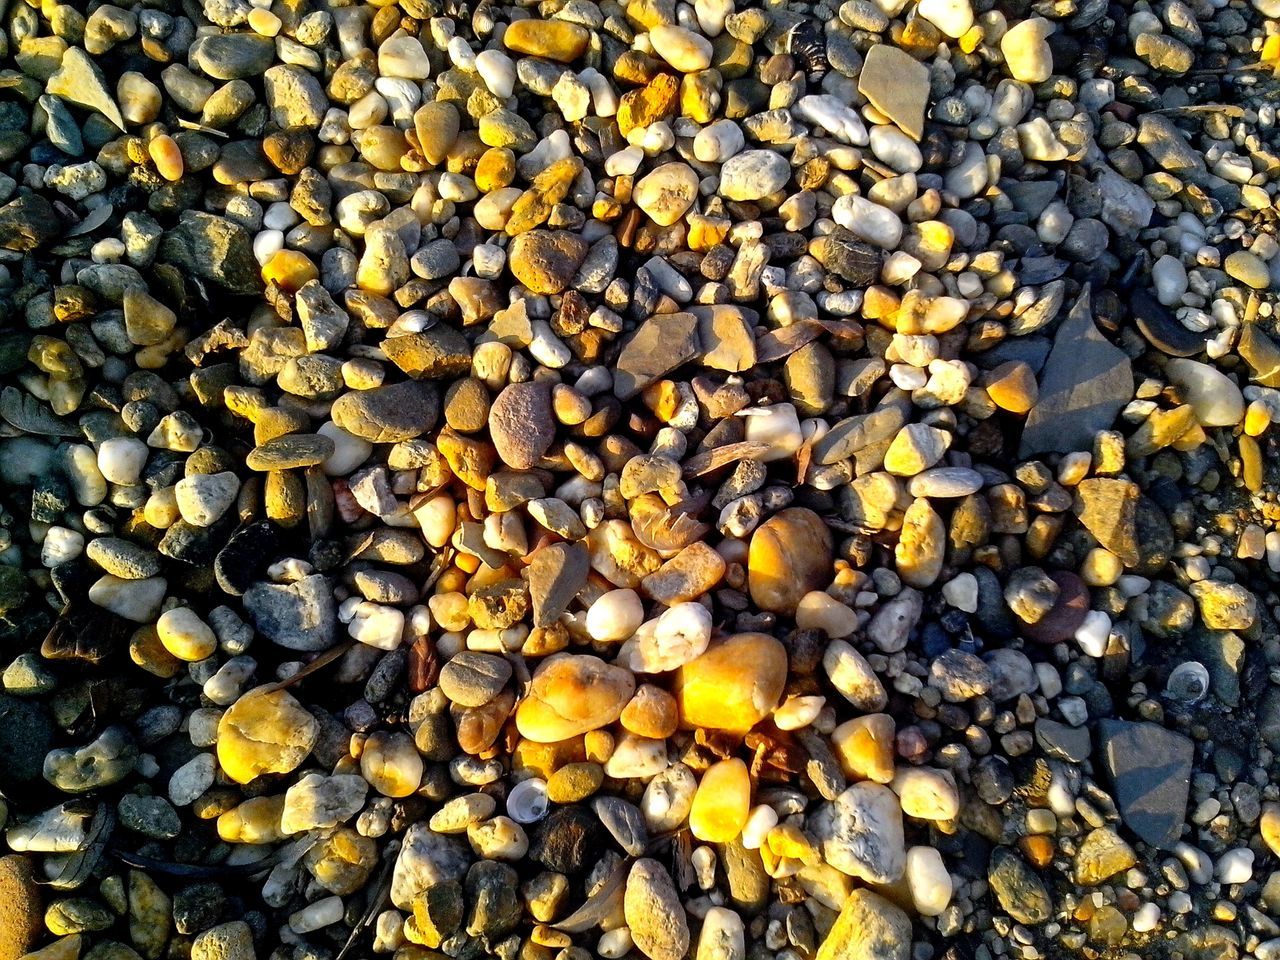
[689,757,751,843]
[1261,802,1280,857]
[1240,434,1263,492]
[475,147,516,192]
[148,133,184,181]
[248,7,282,35]
[1245,399,1271,437]
[217,795,287,844]
[261,249,319,292]
[156,606,217,661]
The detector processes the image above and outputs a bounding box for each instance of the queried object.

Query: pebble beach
[1,0,1280,959]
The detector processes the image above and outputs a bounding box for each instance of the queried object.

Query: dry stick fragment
[261,639,357,694]
[682,441,771,478]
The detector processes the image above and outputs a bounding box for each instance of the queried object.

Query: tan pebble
[546,762,604,803]
[984,360,1038,413]
[502,19,590,62]
[217,685,320,784]
[1245,399,1271,437]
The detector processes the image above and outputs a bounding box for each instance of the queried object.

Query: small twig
[262,640,357,694]
[335,849,396,960]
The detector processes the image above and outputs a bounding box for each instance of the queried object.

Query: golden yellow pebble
[689,757,751,843]
[128,625,182,679]
[1245,399,1272,436]
[475,147,516,192]
[1260,802,1280,856]
[217,795,287,844]
[261,249,318,292]
[148,133,184,181]
[830,713,896,784]
[766,823,819,865]
[1240,434,1264,492]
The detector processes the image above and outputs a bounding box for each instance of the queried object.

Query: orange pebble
[148,133,184,181]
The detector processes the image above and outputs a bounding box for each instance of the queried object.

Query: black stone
[532,807,603,874]
[1098,719,1193,850]
[214,522,279,596]
[0,693,53,789]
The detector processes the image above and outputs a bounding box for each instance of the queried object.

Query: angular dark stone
[0,193,61,251]
[1098,719,1193,850]
[215,522,280,596]
[532,807,603,874]
[0,694,52,789]
[1034,718,1091,764]
[159,213,263,295]
[1020,287,1132,457]
[1132,287,1203,357]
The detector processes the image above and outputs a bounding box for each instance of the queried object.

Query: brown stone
[747,507,833,614]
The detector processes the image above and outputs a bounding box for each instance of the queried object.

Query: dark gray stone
[1020,287,1133,457]
[1035,718,1091,764]
[1098,719,1192,850]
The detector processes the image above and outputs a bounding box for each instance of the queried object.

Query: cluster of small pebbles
[5,0,1280,960]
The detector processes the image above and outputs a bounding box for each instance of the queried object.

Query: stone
[45,726,137,792]
[1074,827,1137,885]
[1164,359,1244,427]
[191,922,255,960]
[281,772,369,833]
[624,859,689,960]
[612,312,701,400]
[747,507,832,613]
[814,890,910,960]
[217,685,319,784]
[689,758,751,842]
[988,847,1052,924]
[0,695,53,790]
[809,782,906,884]
[1189,580,1257,631]
[47,47,125,131]
[1021,288,1132,456]
[633,163,700,227]
[1098,720,1193,849]
[242,575,336,651]
[439,651,512,707]
[332,382,439,443]
[489,381,555,469]
[159,213,262,295]
[525,541,589,627]
[502,20,590,62]
[382,327,472,380]
[515,655,635,742]
[0,855,41,960]
[1001,17,1054,83]
[691,305,757,372]
[1074,477,1139,566]
[857,45,930,141]
[509,230,589,294]
[392,824,472,909]
[674,633,786,732]
[717,150,790,201]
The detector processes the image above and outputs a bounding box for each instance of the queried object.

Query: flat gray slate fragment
[525,541,589,627]
[1034,718,1091,764]
[1019,286,1133,457]
[612,312,700,400]
[1098,719,1193,850]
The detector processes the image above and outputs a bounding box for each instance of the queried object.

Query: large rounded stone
[747,507,833,614]
[515,655,636,742]
[673,633,787,733]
